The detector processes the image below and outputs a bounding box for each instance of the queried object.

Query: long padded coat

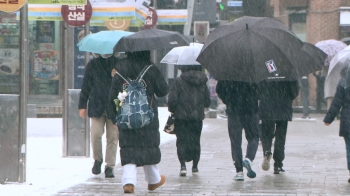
[107,58,168,166]
[78,56,118,118]
[324,78,350,137]
[168,70,210,120]
[258,80,300,121]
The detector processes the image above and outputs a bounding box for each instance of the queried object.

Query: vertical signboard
[73,27,95,89]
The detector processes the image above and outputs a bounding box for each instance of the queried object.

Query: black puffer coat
[168,70,210,120]
[107,56,168,166]
[216,81,259,115]
[258,80,300,121]
[78,56,118,117]
[324,78,350,137]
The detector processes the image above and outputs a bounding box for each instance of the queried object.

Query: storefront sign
[0,12,16,23]
[144,7,157,28]
[156,9,187,25]
[28,0,86,5]
[0,0,26,13]
[340,10,350,25]
[61,1,92,27]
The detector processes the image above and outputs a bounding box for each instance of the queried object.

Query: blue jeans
[344,134,350,170]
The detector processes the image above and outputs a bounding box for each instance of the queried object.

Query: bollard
[63,89,90,157]
[0,94,20,182]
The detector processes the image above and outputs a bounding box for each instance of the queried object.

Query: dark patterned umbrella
[113,29,190,52]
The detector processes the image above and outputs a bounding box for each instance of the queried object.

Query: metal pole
[19,3,29,182]
[84,22,90,157]
[62,21,68,157]
[183,0,195,36]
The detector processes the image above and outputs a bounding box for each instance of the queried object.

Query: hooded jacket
[168,70,210,120]
[78,56,118,118]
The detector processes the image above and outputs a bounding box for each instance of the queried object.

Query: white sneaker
[243,158,256,178]
[234,172,244,181]
[262,151,272,171]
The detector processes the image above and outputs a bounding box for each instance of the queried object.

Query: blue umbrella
[77,30,134,55]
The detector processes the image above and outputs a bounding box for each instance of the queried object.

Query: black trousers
[261,120,288,168]
[175,119,202,167]
[227,112,259,172]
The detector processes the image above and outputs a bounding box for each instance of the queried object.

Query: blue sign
[227,1,242,7]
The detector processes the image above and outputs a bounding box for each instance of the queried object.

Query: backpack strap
[136,65,153,82]
[115,71,132,84]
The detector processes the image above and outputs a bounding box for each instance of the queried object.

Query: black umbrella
[296,42,327,77]
[197,16,307,83]
[113,29,190,52]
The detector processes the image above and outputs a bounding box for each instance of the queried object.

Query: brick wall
[270,0,344,111]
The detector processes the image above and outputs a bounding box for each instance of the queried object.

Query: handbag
[163,113,175,134]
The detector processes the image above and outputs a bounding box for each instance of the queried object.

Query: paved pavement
[53,113,350,195]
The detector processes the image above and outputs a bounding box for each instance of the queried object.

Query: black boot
[179,164,186,176]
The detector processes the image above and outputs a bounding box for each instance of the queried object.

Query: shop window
[28,21,60,95]
[0,11,20,94]
[289,7,307,42]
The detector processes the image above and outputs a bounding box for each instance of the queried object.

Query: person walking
[258,80,299,174]
[324,67,350,183]
[107,51,168,194]
[78,53,119,178]
[167,65,210,177]
[216,81,260,181]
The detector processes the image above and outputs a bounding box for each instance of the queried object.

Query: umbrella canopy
[196,16,305,83]
[160,43,203,65]
[315,39,347,66]
[77,30,134,55]
[113,29,190,53]
[325,46,350,98]
[295,42,327,77]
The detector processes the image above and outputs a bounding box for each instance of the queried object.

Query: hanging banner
[27,0,135,21]
[28,0,86,5]
[61,1,92,26]
[28,5,62,21]
[90,0,135,21]
[156,9,187,25]
[0,0,26,13]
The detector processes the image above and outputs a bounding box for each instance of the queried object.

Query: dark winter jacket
[168,70,210,120]
[78,56,118,118]
[216,81,259,115]
[107,57,168,166]
[258,80,300,121]
[324,78,350,137]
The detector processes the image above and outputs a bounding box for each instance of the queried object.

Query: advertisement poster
[0,48,19,75]
[33,50,59,79]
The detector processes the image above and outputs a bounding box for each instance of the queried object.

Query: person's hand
[79,109,87,118]
[111,68,116,76]
[324,122,330,126]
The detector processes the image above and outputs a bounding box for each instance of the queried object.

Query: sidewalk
[3,110,350,195]
[53,113,350,195]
